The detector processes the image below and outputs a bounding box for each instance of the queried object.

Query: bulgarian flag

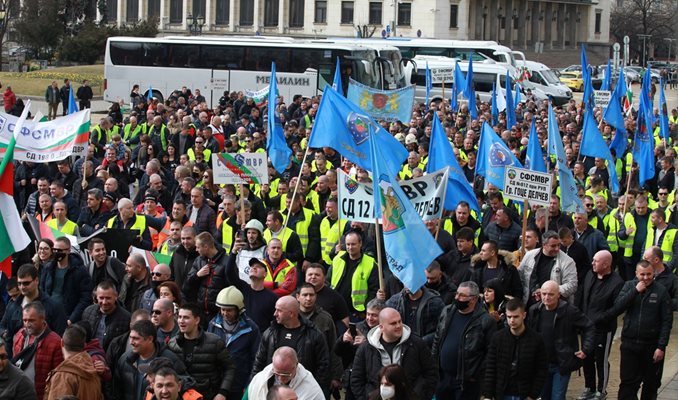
[130,246,171,269]
[0,102,32,276]
[26,214,77,246]
[624,89,633,116]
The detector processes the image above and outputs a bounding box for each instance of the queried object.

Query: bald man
[140,264,172,311]
[252,297,330,389]
[249,347,322,400]
[576,250,624,399]
[643,246,678,311]
[528,281,595,400]
[107,198,153,249]
[351,307,438,400]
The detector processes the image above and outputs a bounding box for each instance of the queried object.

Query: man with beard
[169,226,199,291]
[87,238,126,291]
[72,160,104,208]
[139,264,172,311]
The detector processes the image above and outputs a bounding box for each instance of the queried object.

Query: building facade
[103,0,611,49]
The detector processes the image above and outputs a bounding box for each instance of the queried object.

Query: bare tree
[611,0,678,61]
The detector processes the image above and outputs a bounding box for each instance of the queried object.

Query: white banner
[338,167,449,223]
[212,152,269,185]
[594,90,611,108]
[430,68,454,84]
[503,166,552,207]
[0,109,90,162]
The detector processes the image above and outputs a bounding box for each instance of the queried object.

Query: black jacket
[611,279,673,350]
[81,303,131,351]
[77,204,114,237]
[448,247,476,287]
[655,267,678,311]
[385,288,445,345]
[114,342,186,400]
[182,247,230,319]
[40,254,93,322]
[88,256,126,292]
[351,326,438,400]
[470,251,523,299]
[169,244,199,291]
[527,300,595,374]
[482,327,548,400]
[431,304,496,382]
[168,329,236,398]
[252,317,330,388]
[562,240,592,287]
[576,270,624,332]
[119,270,151,313]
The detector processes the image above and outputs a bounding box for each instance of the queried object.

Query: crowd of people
[1,81,678,400]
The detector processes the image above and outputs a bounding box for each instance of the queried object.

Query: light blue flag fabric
[601,60,612,92]
[266,63,292,173]
[309,87,407,177]
[425,62,432,112]
[505,72,516,129]
[332,57,343,96]
[465,58,478,119]
[454,61,466,96]
[147,85,154,102]
[605,67,628,158]
[659,78,670,142]
[633,69,656,186]
[369,127,443,293]
[580,102,620,194]
[581,46,595,108]
[427,114,480,213]
[548,103,584,213]
[514,83,521,108]
[450,81,459,113]
[68,85,79,115]
[491,82,499,126]
[642,68,656,126]
[525,119,546,173]
[347,79,415,123]
[476,122,522,189]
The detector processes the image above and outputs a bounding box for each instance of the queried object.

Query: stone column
[253,0,261,31]
[557,3,565,49]
[505,0,513,48]
[182,0,188,29]
[531,1,540,47]
[473,1,484,40]
[278,0,285,33]
[544,2,552,49]
[205,0,212,30]
[229,0,236,31]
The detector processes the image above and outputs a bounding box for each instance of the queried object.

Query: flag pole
[521,199,528,259]
[373,217,385,292]
[282,146,311,232]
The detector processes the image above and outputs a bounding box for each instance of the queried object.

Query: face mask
[380,385,395,400]
[455,299,470,311]
[54,252,67,262]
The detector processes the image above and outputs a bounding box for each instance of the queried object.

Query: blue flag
[476,122,522,189]
[659,78,670,142]
[450,82,459,113]
[266,63,292,173]
[369,127,443,293]
[332,57,343,96]
[308,87,407,177]
[601,59,612,91]
[464,58,477,119]
[454,61,466,96]
[425,62,432,112]
[604,67,628,158]
[505,72,516,129]
[581,46,595,108]
[514,83,521,108]
[633,68,656,186]
[548,103,584,213]
[427,114,480,213]
[347,79,415,123]
[580,102,620,194]
[525,119,546,172]
[491,82,499,126]
[147,85,154,102]
[68,85,79,115]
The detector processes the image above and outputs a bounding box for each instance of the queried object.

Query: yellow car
[559,71,584,92]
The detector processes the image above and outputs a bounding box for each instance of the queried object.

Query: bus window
[141,43,167,67]
[201,45,244,69]
[168,44,200,68]
[398,47,416,58]
[244,47,291,71]
[110,41,142,65]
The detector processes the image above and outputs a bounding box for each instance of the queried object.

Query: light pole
[497,7,503,43]
[638,34,651,67]
[665,38,677,62]
[482,6,488,41]
[188,13,204,36]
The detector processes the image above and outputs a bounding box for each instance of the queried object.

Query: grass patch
[0,65,104,97]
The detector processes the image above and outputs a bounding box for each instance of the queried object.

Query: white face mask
[380,384,395,399]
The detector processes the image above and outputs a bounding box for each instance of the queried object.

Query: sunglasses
[17,280,33,287]
[151,272,165,277]
[151,310,163,315]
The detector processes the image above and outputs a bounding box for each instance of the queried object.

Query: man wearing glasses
[248,346,323,400]
[656,187,672,212]
[0,264,67,358]
[139,264,172,312]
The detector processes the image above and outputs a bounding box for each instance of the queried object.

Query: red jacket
[3,89,16,112]
[13,328,64,400]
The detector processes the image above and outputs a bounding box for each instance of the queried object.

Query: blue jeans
[540,363,571,400]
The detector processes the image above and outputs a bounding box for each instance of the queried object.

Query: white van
[512,57,572,106]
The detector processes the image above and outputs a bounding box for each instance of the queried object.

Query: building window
[397,3,411,26]
[148,0,160,19]
[595,10,602,34]
[106,0,117,22]
[450,4,458,28]
[290,0,305,27]
[193,0,206,19]
[341,2,354,24]
[169,0,182,23]
[216,0,230,24]
[264,0,279,26]
[126,0,138,22]
[315,0,327,23]
[240,0,254,26]
[369,2,382,25]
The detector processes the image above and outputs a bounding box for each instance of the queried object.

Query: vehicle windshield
[381,49,407,88]
[541,69,561,84]
[560,73,577,79]
[350,50,381,88]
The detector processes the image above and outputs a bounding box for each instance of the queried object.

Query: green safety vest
[330,252,375,312]
[319,217,345,265]
[645,227,678,264]
[221,222,234,254]
[46,218,78,236]
[263,227,295,254]
[107,214,147,235]
[283,208,315,257]
[607,209,635,256]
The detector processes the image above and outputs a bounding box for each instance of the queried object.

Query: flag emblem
[380,184,405,233]
[507,169,517,179]
[489,143,514,167]
[346,112,371,145]
[0,115,5,131]
[344,177,359,194]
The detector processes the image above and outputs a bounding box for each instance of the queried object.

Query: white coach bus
[104,36,386,106]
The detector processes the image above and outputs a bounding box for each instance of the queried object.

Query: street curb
[18,95,104,101]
